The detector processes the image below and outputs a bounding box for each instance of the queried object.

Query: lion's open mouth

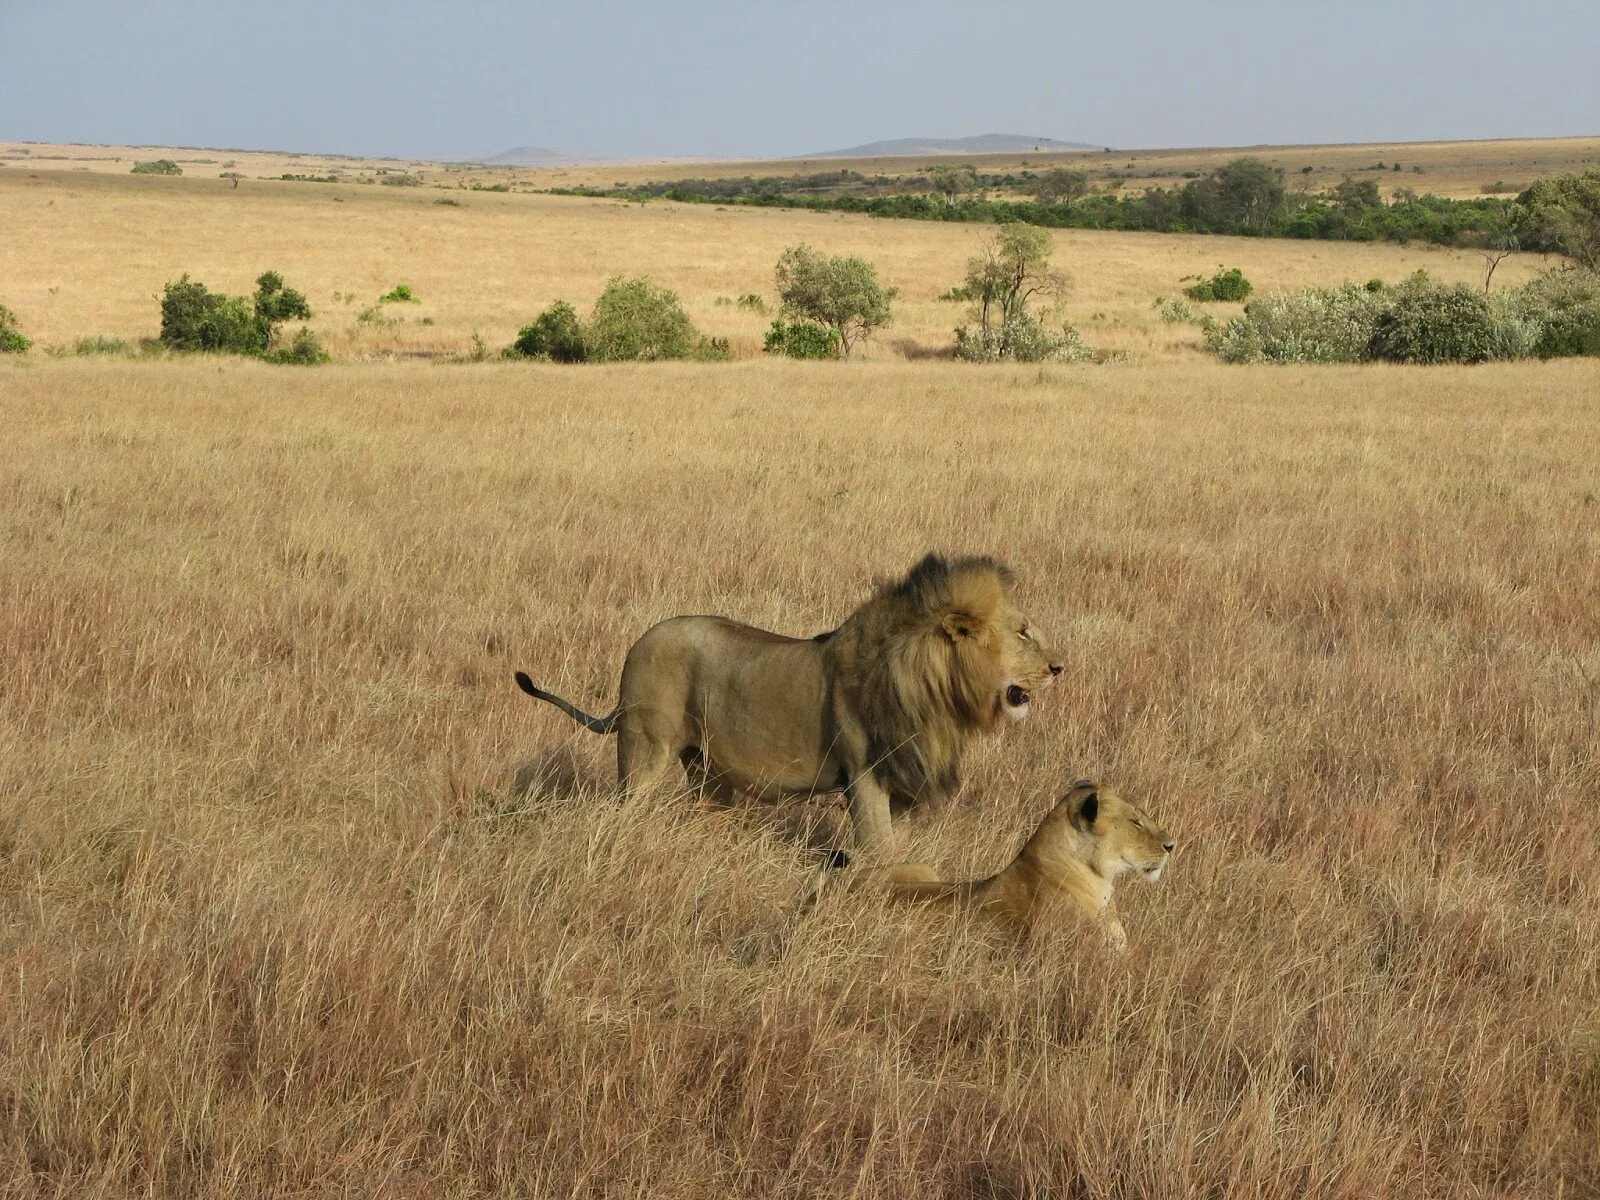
[1143,862,1166,884]
[1002,684,1031,720]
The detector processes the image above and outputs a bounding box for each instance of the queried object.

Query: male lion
[835,781,1173,951]
[513,554,1060,852]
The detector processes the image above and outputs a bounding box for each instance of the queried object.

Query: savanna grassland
[2,150,1599,1197]
[9,133,1600,200]
[0,159,1560,361]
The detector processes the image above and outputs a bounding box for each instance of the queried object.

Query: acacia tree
[1518,168,1600,274]
[963,223,1068,342]
[1033,167,1090,205]
[774,245,895,358]
[1183,157,1286,234]
[1217,158,1286,232]
[927,163,977,206]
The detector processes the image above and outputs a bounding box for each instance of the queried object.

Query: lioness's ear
[940,611,983,641]
[1078,789,1099,826]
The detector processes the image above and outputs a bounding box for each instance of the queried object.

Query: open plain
[2,145,1599,1196]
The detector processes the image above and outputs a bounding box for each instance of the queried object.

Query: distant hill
[472,146,610,167]
[804,134,1101,159]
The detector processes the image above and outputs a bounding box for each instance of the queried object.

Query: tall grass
[2,357,1596,1196]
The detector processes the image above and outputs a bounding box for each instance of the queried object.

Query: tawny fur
[846,782,1174,950]
[514,554,1060,853]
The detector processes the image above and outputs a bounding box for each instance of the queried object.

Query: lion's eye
[1017,628,1032,642]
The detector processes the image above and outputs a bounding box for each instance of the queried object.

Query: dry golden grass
[0,164,1559,361]
[3,354,1598,1196]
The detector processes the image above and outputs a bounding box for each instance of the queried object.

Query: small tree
[220,171,243,189]
[1033,167,1090,205]
[962,223,1068,338]
[1332,177,1382,212]
[1518,168,1600,274]
[774,245,895,358]
[950,224,1079,361]
[927,163,977,205]
[131,158,182,176]
[252,272,311,348]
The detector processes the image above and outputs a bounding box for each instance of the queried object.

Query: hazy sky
[3,0,1596,160]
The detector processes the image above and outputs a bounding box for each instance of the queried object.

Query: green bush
[1157,297,1198,323]
[954,313,1092,363]
[1483,292,1544,361]
[160,276,265,353]
[1206,283,1384,364]
[355,304,398,328]
[585,276,705,362]
[763,319,838,359]
[0,303,31,354]
[131,159,182,176]
[512,301,587,362]
[1516,268,1600,358]
[262,327,331,365]
[1184,266,1253,303]
[1205,273,1582,366]
[379,283,418,304]
[1367,278,1507,364]
[160,271,314,356]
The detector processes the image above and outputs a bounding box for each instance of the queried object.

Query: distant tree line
[549,157,1569,250]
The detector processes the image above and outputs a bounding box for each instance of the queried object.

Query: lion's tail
[799,854,972,913]
[840,858,971,904]
[877,877,971,904]
[513,671,619,734]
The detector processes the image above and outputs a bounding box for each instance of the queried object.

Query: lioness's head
[889,554,1062,728]
[1044,780,1174,883]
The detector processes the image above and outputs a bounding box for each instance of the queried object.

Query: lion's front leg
[844,772,900,856]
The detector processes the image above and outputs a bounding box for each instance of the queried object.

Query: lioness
[836,781,1173,950]
[514,554,1060,852]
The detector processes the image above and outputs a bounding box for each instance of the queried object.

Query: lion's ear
[940,611,984,641]
[1078,789,1100,826]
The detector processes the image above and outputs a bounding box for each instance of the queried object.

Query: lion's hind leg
[616,723,680,798]
[679,747,740,808]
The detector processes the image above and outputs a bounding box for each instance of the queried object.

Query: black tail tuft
[514,671,540,697]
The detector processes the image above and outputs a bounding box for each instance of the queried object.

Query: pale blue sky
[3,0,1595,160]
